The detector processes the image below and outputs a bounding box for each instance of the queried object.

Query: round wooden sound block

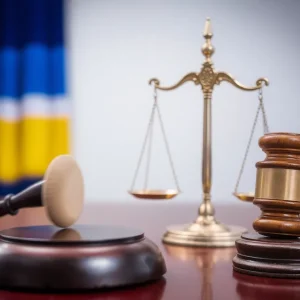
[233,233,300,278]
[0,225,166,291]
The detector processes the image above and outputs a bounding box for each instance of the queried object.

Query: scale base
[162,220,247,247]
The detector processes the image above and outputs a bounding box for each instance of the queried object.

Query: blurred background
[0,0,300,204]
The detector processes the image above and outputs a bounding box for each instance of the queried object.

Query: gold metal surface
[233,192,254,202]
[129,189,178,200]
[150,18,268,95]
[148,18,267,247]
[163,222,247,247]
[255,168,300,201]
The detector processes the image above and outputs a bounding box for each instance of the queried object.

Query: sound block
[0,225,166,291]
[233,233,300,278]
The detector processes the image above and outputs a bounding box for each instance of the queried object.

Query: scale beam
[148,17,269,247]
[149,73,199,91]
[215,73,269,91]
[150,71,268,93]
[150,68,268,94]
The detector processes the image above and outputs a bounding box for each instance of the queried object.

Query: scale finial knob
[202,17,214,61]
[203,17,213,38]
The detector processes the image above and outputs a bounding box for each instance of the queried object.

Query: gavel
[253,132,300,237]
[0,155,84,228]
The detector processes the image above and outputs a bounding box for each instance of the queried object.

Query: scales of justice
[129,18,270,247]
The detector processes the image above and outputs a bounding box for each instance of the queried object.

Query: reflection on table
[234,271,300,300]
[164,244,236,300]
[0,279,166,300]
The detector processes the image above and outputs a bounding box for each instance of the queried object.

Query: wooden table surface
[0,200,299,299]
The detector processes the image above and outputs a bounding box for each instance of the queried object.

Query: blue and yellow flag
[0,0,69,196]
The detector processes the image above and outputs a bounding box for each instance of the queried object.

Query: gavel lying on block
[0,155,166,291]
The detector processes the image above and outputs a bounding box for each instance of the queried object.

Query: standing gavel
[233,133,300,278]
[253,132,300,237]
[0,155,84,228]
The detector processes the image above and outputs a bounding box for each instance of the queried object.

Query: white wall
[66,0,300,204]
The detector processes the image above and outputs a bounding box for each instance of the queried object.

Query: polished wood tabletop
[0,200,299,299]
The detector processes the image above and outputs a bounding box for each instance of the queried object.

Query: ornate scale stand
[129,18,269,247]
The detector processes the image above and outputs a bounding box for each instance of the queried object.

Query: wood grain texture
[256,132,300,170]
[253,198,300,237]
[253,132,300,237]
[0,181,43,217]
[0,225,166,291]
[233,233,300,278]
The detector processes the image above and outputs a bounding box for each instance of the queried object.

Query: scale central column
[198,91,215,224]
[162,83,246,246]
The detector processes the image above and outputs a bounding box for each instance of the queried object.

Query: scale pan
[233,192,254,202]
[129,189,179,200]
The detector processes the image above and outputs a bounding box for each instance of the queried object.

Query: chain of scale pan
[130,85,181,192]
[130,95,157,191]
[153,87,181,192]
[259,87,269,134]
[234,85,269,193]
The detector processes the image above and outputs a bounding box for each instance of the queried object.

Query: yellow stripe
[0,120,20,182]
[0,117,69,182]
[50,118,70,158]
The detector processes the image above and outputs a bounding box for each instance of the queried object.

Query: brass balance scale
[128,18,270,247]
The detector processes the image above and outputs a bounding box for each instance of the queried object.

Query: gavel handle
[0,195,19,216]
[0,181,44,217]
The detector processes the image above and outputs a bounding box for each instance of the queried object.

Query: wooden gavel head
[253,132,300,238]
[1,155,84,228]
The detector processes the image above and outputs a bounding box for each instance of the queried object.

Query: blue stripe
[0,47,20,98]
[22,44,49,96]
[0,0,64,48]
[0,0,66,98]
[0,44,65,98]
[49,46,66,95]
[22,45,65,96]
[48,0,64,47]
[0,177,42,196]
[0,0,22,48]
